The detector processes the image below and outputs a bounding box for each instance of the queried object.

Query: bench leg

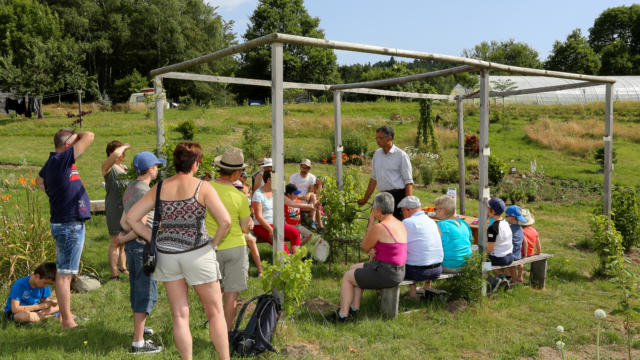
[381,286,400,318]
[530,260,548,289]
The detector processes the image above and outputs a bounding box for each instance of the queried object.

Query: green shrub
[109,69,149,103]
[241,122,271,172]
[175,119,197,140]
[488,155,506,185]
[438,252,484,304]
[332,131,368,156]
[419,163,434,186]
[593,146,618,169]
[611,186,640,251]
[260,248,312,315]
[590,215,624,276]
[435,160,459,184]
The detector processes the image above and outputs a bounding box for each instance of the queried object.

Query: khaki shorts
[153,244,221,286]
[217,246,249,292]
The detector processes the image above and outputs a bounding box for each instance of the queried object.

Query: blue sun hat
[505,205,527,223]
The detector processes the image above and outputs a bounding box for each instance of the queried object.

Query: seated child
[505,205,527,282]
[4,262,58,324]
[486,198,513,276]
[518,208,541,281]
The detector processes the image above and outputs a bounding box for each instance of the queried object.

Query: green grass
[0,101,639,359]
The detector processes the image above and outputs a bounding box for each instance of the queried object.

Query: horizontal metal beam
[465,81,603,99]
[150,34,278,77]
[161,72,454,100]
[330,65,476,91]
[271,33,616,84]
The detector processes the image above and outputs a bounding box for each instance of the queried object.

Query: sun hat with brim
[505,205,527,223]
[214,147,247,170]
[300,159,312,167]
[261,158,273,168]
[133,151,166,174]
[519,208,535,226]
[397,196,421,209]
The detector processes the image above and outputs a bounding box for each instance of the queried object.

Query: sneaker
[317,227,325,234]
[310,221,318,231]
[328,310,349,323]
[131,340,162,354]
[143,326,154,335]
[348,307,359,318]
[486,275,502,293]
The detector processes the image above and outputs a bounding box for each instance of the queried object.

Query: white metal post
[271,43,285,260]
[478,70,490,285]
[154,77,165,162]
[334,91,343,190]
[456,96,466,215]
[603,83,614,218]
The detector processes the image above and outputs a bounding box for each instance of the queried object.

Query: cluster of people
[16,126,327,358]
[332,193,541,322]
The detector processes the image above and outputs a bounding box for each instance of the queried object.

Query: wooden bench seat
[90,200,105,214]
[380,253,554,318]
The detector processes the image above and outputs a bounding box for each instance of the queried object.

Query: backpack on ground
[228,294,282,357]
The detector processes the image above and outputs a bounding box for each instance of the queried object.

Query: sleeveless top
[157,181,211,254]
[374,223,407,266]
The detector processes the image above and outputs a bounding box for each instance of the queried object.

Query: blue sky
[210,0,637,65]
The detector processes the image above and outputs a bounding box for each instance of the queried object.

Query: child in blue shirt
[4,262,58,324]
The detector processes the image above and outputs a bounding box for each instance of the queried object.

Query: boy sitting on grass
[4,262,59,324]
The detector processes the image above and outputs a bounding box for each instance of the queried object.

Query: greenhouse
[452,75,640,105]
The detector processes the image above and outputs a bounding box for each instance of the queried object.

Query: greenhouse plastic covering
[452,76,640,105]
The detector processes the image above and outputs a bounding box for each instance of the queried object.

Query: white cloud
[206,0,254,10]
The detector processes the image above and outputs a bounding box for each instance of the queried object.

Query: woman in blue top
[433,195,472,273]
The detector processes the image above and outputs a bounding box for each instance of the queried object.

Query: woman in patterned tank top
[127,142,232,360]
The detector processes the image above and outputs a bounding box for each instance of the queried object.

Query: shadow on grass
[548,265,590,283]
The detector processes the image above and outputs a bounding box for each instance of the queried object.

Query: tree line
[1,0,638,107]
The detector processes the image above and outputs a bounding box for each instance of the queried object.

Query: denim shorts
[489,253,514,267]
[51,222,85,275]
[125,247,158,314]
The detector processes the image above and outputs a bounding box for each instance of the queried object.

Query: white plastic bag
[313,238,330,262]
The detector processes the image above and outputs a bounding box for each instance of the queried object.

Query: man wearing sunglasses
[36,128,94,330]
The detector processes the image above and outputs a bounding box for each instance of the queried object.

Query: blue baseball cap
[488,197,506,215]
[285,183,302,195]
[505,205,527,223]
[133,151,166,174]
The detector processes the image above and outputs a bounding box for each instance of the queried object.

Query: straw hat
[214,147,247,170]
[519,208,535,226]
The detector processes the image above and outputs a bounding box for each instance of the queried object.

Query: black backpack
[228,294,282,357]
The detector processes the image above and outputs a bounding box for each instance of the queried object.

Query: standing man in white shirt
[357,126,413,220]
[289,159,324,232]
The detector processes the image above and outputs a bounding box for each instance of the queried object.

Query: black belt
[413,263,441,269]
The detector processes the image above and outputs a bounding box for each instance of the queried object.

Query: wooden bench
[380,253,554,318]
[90,200,105,214]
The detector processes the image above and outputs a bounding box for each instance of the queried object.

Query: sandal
[118,268,129,275]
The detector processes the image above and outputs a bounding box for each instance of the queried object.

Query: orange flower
[342,158,346,163]
[322,157,327,163]
[2,195,11,201]
[18,177,27,184]
[331,153,336,159]
[30,178,36,185]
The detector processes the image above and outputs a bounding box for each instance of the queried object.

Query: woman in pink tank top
[330,192,407,322]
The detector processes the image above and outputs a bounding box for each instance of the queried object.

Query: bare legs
[222,291,238,331]
[164,279,230,360]
[56,273,78,329]
[245,234,263,275]
[13,304,59,323]
[133,313,147,342]
[339,263,364,317]
[108,234,127,277]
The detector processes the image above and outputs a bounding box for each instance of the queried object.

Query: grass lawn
[0,101,639,359]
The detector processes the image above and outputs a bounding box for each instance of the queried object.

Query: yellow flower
[83,341,88,345]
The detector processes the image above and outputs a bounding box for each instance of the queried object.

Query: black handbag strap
[150,180,164,245]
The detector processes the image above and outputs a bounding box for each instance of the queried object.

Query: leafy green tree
[545,29,601,75]
[463,39,542,70]
[110,69,150,103]
[588,4,640,75]
[0,0,93,117]
[43,0,237,103]
[235,0,339,101]
[490,79,517,130]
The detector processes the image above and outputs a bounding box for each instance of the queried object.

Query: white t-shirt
[252,188,273,224]
[488,219,513,257]
[289,172,317,196]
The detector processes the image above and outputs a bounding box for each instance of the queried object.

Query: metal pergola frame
[150,33,615,286]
